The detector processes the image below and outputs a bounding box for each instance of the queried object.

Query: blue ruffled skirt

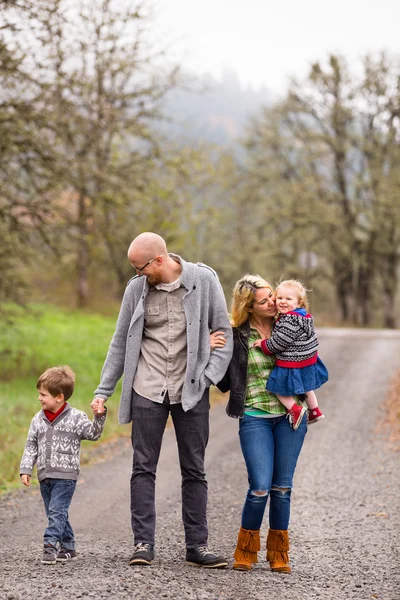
[266,356,328,396]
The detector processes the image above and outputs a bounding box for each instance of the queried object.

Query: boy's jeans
[239,413,307,531]
[130,390,210,548]
[40,478,77,550]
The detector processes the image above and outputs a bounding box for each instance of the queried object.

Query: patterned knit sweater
[20,403,106,482]
[260,309,319,368]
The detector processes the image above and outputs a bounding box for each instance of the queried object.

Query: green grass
[0,304,129,492]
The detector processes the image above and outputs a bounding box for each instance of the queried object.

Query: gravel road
[1,328,399,600]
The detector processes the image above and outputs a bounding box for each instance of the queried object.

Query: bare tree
[31,0,180,306]
[0,0,63,313]
[242,54,400,326]
[1,0,182,307]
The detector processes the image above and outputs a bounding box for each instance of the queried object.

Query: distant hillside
[161,68,271,145]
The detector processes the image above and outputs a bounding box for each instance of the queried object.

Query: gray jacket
[20,403,106,482]
[94,254,233,423]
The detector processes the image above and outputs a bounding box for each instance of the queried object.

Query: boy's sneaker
[56,547,77,561]
[41,547,57,565]
[129,543,154,566]
[287,404,306,430]
[186,546,228,568]
[308,407,325,424]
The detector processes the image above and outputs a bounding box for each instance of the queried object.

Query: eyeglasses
[132,256,160,274]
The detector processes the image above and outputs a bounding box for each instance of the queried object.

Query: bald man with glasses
[92,232,233,568]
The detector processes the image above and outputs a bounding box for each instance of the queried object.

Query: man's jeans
[131,390,210,548]
[40,478,76,550]
[239,413,307,531]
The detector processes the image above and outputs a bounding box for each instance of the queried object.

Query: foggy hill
[161,68,271,145]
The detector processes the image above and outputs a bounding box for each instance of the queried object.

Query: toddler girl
[253,279,328,430]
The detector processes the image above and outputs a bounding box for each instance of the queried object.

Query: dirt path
[1,328,399,600]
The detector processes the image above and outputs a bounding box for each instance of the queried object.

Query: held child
[20,366,106,564]
[253,280,328,430]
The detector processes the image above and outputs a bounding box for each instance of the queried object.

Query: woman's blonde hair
[231,274,273,327]
[276,279,309,310]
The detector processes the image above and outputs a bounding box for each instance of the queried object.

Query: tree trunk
[335,277,352,322]
[381,253,398,329]
[77,192,90,308]
[333,255,353,323]
[358,267,372,327]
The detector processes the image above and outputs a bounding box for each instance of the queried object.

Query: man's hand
[91,397,106,416]
[21,474,31,487]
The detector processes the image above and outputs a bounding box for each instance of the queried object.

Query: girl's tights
[277,391,318,411]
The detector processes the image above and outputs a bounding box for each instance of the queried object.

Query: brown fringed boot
[233,527,260,571]
[266,529,291,573]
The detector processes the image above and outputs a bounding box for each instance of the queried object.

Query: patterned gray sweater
[20,403,106,482]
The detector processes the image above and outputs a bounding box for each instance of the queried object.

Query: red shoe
[308,407,325,424]
[287,404,306,430]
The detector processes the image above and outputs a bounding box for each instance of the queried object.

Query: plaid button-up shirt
[245,328,287,415]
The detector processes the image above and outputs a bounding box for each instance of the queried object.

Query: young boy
[20,365,106,565]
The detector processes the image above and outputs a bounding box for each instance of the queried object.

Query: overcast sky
[153,0,400,96]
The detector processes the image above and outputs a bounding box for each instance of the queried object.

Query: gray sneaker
[129,543,154,566]
[41,547,57,565]
[186,546,228,568]
[56,548,77,561]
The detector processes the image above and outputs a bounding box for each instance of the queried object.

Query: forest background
[1,0,400,489]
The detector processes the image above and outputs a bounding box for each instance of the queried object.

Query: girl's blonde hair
[276,279,309,310]
[231,274,273,327]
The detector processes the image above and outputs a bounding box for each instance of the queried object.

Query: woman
[213,274,307,573]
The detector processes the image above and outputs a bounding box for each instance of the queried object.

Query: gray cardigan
[94,254,233,423]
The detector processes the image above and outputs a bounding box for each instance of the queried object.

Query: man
[92,232,233,568]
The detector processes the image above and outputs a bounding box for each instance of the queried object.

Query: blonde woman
[215,275,307,573]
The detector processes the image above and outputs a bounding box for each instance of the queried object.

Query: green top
[245,328,304,416]
[244,326,304,416]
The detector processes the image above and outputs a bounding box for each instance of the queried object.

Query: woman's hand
[252,339,262,348]
[210,330,226,350]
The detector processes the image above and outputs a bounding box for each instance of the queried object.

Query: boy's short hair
[36,366,76,401]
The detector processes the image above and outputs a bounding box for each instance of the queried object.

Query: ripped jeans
[238,413,307,531]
